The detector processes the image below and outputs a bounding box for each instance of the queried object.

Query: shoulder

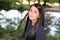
[37,26,45,33]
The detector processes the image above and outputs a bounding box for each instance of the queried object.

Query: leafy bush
[17,4,29,12]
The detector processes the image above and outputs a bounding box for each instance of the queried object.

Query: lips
[30,15,34,18]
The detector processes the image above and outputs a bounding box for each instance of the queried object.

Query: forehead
[30,6,39,11]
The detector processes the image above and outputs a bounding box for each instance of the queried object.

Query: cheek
[34,14,39,19]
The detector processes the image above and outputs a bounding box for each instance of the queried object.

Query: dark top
[24,23,46,40]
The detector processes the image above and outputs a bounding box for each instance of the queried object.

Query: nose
[30,11,34,15]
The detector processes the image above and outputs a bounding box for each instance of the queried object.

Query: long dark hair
[24,3,44,40]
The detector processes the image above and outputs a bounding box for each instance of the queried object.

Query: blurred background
[0,0,60,40]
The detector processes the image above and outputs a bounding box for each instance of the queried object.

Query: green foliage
[5,25,15,33]
[55,33,60,40]
[15,22,25,40]
[27,0,38,2]
[46,33,60,40]
[54,18,60,33]
[45,13,54,33]
[47,35,57,40]
[0,25,5,38]
[45,12,60,40]
[17,4,29,12]
[0,0,19,10]
[59,0,60,4]
[0,1,12,10]
[43,0,58,3]
[4,25,15,40]
[49,0,58,3]
[43,0,50,2]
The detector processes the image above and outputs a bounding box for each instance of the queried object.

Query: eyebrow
[30,8,39,12]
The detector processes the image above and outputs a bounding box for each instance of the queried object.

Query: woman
[24,3,46,40]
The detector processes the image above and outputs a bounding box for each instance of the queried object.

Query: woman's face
[29,6,40,21]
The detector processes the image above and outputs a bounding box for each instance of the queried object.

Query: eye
[34,11,37,14]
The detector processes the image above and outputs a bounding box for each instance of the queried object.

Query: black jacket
[24,23,46,40]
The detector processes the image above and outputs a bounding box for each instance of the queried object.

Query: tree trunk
[59,0,60,7]
[28,0,30,6]
[38,0,40,3]
[34,0,36,4]
[43,0,46,7]
[29,1,30,5]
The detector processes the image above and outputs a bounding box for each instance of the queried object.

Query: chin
[29,18,35,20]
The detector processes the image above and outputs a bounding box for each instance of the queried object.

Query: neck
[32,19,37,26]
